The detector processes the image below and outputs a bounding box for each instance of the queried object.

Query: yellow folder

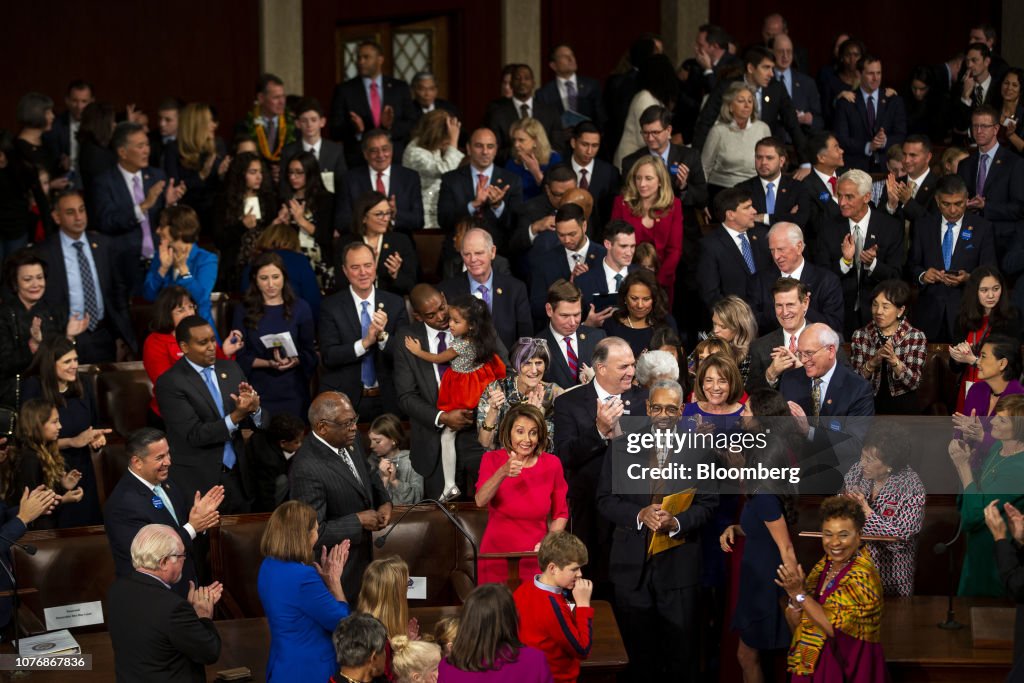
[647,488,696,557]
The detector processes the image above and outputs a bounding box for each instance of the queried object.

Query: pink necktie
[369,82,382,127]
[132,175,155,259]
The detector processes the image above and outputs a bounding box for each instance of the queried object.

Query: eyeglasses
[972,123,999,130]
[795,346,829,360]
[648,405,681,416]
[640,128,667,138]
[322,418,358,430]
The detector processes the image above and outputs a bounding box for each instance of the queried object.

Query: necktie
[578,168,589,190]
[369,82,382,127]
[866,94,876,132]
[789,333,798,354]
[738,233,756,275]
[519,103,530,119]
[853,224,863,265]
[755,88,763,117]
[72,242,100,330]
[977,153,990,194]
[201,367,236,469]
[154,485,178,524]
[477,284,491,310]
[339,448,362,484]
[564,337,579,380]
[131,176,155,259]
[811,378,823,417]
[828,176,838,198]
[908,179,919,199]
[376,171,386,195]
[973,84,984,108]
[265,116,278,146]
[613,273,624,292]
[360,301,377,386]
[765,181,776,216]
[436,331,449,382]
[565,80,578,111]
[942,222,955,271]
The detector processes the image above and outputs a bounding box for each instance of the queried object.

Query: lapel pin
[751,235,757,240]
[588,253,595,260]
[496,288,503,295]
[870,234,876,239]
[781,188,788,193]
[827,399,833,405]
[220,372,227,379]
[384,243,389,249]
[91,242,98,249]
[378,302,384,309]
[996,159,1003,165]
[580,333,586,340]
[764,95,771,103]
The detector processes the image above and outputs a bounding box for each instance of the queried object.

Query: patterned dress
[843,464,926,596]
[476,376,559,449]
[850,318,927,415]
[436,337,506,412]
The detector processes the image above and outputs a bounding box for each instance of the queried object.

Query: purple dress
[961,379,1024,472]
[438,646,553,683]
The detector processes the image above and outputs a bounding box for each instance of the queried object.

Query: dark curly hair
[448,294,499,366]
[819,494,866,532]
[280,151,328,217]
[222,152,273,226]
[614,268,668,327]
[242,252,295,331]
[958,265,1017,336]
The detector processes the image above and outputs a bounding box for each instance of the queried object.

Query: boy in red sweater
[513,532,593,683]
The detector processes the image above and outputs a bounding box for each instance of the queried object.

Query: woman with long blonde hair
[611,155,683,305]
[166,102,226,230]
[710,295,759,385]
[505,117,562,200]
[357,556,416,639]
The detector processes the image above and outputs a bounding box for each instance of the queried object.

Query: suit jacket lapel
[317,438,370,502]
[417,323,442,396]
[131,476,178,527]
[183,361,224,416]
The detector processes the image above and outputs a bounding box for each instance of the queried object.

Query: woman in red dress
[474,403,568,585]
[611,155,683,305]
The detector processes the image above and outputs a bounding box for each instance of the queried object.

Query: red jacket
[143,332,229,416]
[513,578,593,683]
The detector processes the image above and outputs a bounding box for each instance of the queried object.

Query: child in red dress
[404,294,505,499]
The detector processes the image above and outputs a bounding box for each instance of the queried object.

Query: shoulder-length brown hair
[357,556,410,637]
[242,251,296,330]
[448,584,523,672]
[498,403,548,458]
[178,103,216,170]
[620,156,674,218]
[693,352,744,405]
[613,268,668,327]
[260,500,316,564]
[28,336,82,407]
[412,109,451,152]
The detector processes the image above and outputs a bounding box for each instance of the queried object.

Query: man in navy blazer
[908,174,997,342]
[567,122,619,236]
[335,129,423,236]
[42,80,93,178]
[574,221,637,321]
[958,106,1024,252]
[802,131,846,249]
[319,243,409,421]
[409,71,461,125]
[91,122,185,295]
[278,97,347,196]
[329,41,415,168]
[485,64,565,162]
[438,228,532,352]
[879,135,939,224]
[771,34,823,144]
[38,190,135,362]
[529,203,605,323]
[750,222,845,334]
[834,55,907,172]
[536,44,605,130]
[780,324,874,493]
[813,170,906,337]
[437,128,524,246]
[104,428,224,598]
[698,188,772,310]
[538,280,606,390]
[734,137,811,229]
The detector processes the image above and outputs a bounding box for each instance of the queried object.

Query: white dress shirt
[512,97,535,119]
[303,138,323,160]
[368,165,391,196]
[551,325,579,369]
[350,287,388,371]
[839,207,877,275]
[557,76,579,112]
[128,469,197,539]
[602,259,629,294]
[723,225,753,262]
[806,360,839,441]
[961,74,993,106]
[760,173,783,222]
[780,258,805,281]
[466,164,505,219]
[565,239,590,273]
[571,157,595,187]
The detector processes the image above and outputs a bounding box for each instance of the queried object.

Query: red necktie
[579,169,589,190]
[565,337,579,380]
[789,333,798,354]
[376,171,386,194]
[369,82,382,127]
[828,176,838,198]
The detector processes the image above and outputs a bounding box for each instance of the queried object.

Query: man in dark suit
[329,40,415,168]
[536,44,605,130]
[151,98,182,171]
[813,170,906,337]
[553,337,648,590]
[438,228,532,351]
[879,135,938,223]
[529,203,605,323]
[620,106,707,211]
[107,524,222,683]
[802,131,846,248]
[538,280,606,390]
[155,316,261,514]
[568,122,619,237]
[506,164,577,272]
[91,121,185,296]
[834,55,907,172]
[735,137,811,229]
[42,79,93,179]
[697,188,772,310]
[395,285,492,499]
[104,428,224,598]
[780,323,874,493]
[908,174,997,342]
[335,129,423,236]
[574,221,637,323]
[952,44,1003,135]
[958,106,1024,253]
[320,242,408,421]
[748,278,828,391]
[771,34,823,144]
[485,64,564,162]
[279,97,347,197]
[39,190,135,362]
[409,71,461,125]
[437,128,524,249]
[762,13,811,73]
[596,379,716,681]
[693,46,806,158]
[290,391,392,601]
[750,222,844,333]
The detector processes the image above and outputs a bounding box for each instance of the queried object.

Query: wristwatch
[793,593,807,604]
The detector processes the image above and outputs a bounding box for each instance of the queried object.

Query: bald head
[562,188,593,218]
[772,33,794,70]
[308,391,358,448]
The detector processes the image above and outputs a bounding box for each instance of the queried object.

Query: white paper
[243,195,262,221]
[43,601,104,631]
[18,629,81,656]
[407,576,427,600]
[259,331,298,358]
[321,171,335,194]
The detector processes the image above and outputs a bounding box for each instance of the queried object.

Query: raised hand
[17,486,58,525]
[349,112,366,134]
[984,499,1008,540]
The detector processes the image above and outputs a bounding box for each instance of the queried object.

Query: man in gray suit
[290,391,391,601]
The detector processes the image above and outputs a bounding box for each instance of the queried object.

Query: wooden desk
[4,601,626,683]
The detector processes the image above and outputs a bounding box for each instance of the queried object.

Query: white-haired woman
[700,82,772,195]
[636,349,680,390]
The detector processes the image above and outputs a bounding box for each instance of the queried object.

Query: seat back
[210,513,270,619]
[94,362,153,437]
[413,230,445,283]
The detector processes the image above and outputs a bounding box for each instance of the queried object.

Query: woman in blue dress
[233,252,317,421]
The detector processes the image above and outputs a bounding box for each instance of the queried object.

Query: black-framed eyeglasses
[165,553,187,562]
[322,418,357,430]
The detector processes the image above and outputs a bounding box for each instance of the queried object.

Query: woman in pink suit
[611,156,683,306]
[475,403,568,585]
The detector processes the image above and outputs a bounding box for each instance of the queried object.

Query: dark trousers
[75,324,117,364]
[614,575,699,682]
[219,466,251,515]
